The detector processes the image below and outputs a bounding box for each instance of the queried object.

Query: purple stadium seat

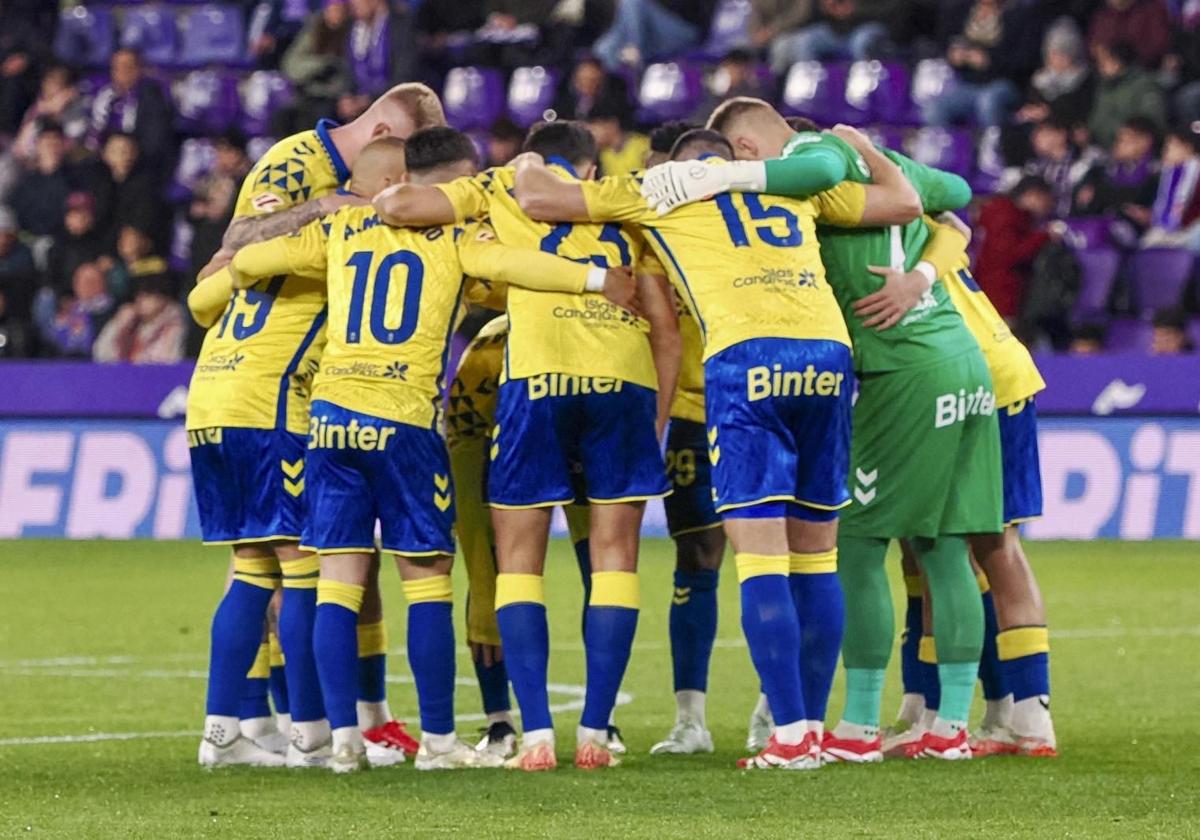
[1128,248,1195,315]
[844,60,910,125]
[240,71,294,136]
[865,125,906,152]
[903,127,973,178]
[180,4,247,67]
[507,66,558,127]
[443,67,506,131]
[170,217,194,273]
[120,6,179,66]
[1061,216,1111,250]
[699,0,752,58]
[247,136,277,163]
[1189,318,1200,351]
[637,62,703,123]
[55,6,115,68]
[1105,318,1153,352]
[1072,248,1121,322]
[174,70,241,134]
[781,61,852,122]
[910,58,957,122]
[168,137,217,203]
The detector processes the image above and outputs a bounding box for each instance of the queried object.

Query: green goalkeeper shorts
[840,348,1003,539]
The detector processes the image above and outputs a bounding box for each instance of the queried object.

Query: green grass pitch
[1,539,1198,838]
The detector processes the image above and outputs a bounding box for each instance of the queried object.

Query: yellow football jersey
[581,173,851,360]
[230,210,594,428]
[187,123,349,434]
[942,258,1045,407]
[446,315,508,450]
[436,165,657,390]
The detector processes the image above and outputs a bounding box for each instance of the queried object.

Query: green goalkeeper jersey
[772,132,980,373]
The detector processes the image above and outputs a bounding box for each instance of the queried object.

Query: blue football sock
[267,633,288,716]
[789,551,844,724]
[239,642,272,720]
[404,577,456,736]
[495,574,552,732]
[737,554,805,727]
[312,580,364,731]
[997,626,1051,701]
[356,621,388,705]
[473,656,511,715]
[581,572,640,731]
[279,558,325,722]
[205,569,276,717]
[900,575,923,696]
[669,569,719,693]
[977,577,1008,700]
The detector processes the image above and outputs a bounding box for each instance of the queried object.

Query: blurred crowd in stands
[0,0,1197,361]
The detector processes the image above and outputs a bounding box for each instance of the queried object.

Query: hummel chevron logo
[672,586,691,606]
[281,459,304,479]
[707,427,719,445]
[283,477,305,497]
[434,473,452,512]
[434,473,450,493]
[854,466,877,505]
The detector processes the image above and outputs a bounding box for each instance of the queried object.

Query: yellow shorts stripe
[589,571,640,609]
[997,625,1050,661]
[735,553,789,583]
[903,574,923,597]
[918,635,937,664]
[495,573,544,608]
[356,620,389,656]
[246,643,270,679]
[316,579,365,612]
[268,632,285,668]
[403,575,453,604]
[788,549,837,575]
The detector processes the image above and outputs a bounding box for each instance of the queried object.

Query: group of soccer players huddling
[186,80,1057,774]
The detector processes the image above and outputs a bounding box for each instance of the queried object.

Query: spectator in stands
[89,49,175,171]
[749,0,816,72]
[248,0,319,67]
[1142,126,1200,248]
[1015,17,1096,130]
[486,117,525,166]
[115,226,163,297]
[473,0,576,68]
[0,205,35,322]
[693,49,768,123]
[924,0,1046,127]
[1002,119,1096,218]
[98,132,165,251]
[0,287,28,358]
[1087,42,1167,149]
[12,64,89,165]
[768,0,900,66]
[188,131,252,282]
[551,56,632,123]
[1068,322,1108,354]
[1151,308,1194,354]
[1088,0,1172,70]
[593,0,716,71]
[338,0,417,120]
[1165,10,1200,123]
[34,261,115,359]
[1074,117,1161,242]
[46,192,109,296]
[416,0,486,72]
[9,122,74,238]
[975,175,1055,321]
[0,0,50,135]
[587,102,650,175]
[93,271,186,364]
[280,0,352,133]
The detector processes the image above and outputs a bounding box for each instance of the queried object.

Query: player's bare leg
[726,516,821,770]
[492,506,557,771]
[652,527,724,755]
[971,528,1057,756]
[393,552,500,770]
[312,551,374,772]
[574,502,645,769]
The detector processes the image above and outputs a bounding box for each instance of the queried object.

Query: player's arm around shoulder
[228,213,334,286]
[374,168,491,227]
[187,267,235,327]
[820,125,922,226]
[511,152,593,222]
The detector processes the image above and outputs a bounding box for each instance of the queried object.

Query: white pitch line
[0,730,195,746]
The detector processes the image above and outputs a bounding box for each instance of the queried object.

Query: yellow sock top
[918,635,938,664]
[357,620,389,656]
[997,626,1050,660]
[788,549,837,575]
[903,575,923,597]
[495,573,545,609]
[233,555,281,590]
[975,570,991,594]
[589,570,640,609]
[403,575,453,604]
[267,632,285,667]
[316,579,365,612]
[246,642,270,679]
[735,553,789,583]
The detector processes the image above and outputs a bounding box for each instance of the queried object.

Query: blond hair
[378,82,446,130]
[705,97,775,135]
